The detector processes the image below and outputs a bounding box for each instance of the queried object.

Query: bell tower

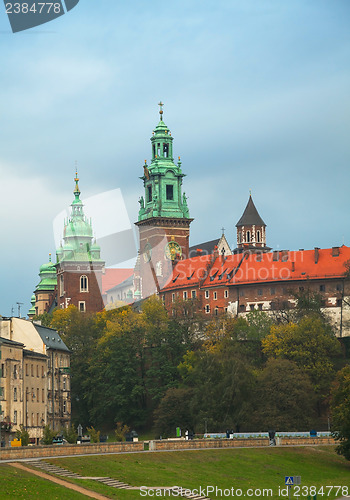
[135,103,193,299]
[236,194,269,252]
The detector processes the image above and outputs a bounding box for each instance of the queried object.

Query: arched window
[238,232,242,244]
[246,231,251,243]
[80,275,88,292]
[257,230,261,243]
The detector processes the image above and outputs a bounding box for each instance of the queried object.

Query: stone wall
[0,436,336,461]
[0,441,144,460]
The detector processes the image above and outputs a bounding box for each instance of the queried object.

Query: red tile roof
[102,268,134,295]
[161,246,350,291]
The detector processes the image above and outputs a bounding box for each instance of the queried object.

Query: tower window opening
[257,230,261,243]
[147,185,152,202]
[238,232,242,244]
[153,144,156,158]
[246,231,251,243]
[157,143,161,156]
[163,143,169,158]
[166,184,174,200]
[80,275,88,292]
[60,275,64,297]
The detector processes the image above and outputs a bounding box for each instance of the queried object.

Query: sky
[0,0,349,316]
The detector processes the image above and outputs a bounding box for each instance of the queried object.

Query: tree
[42,424,57,444]
[179,346,255,432]
[331,365,350,460]
[153,387,194,437]
[262,316,341,397]
[15,425,29,446]
[251,359,316,431]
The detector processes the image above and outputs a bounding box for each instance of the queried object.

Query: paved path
[8,462,111,500]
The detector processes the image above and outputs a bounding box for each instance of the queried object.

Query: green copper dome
[28,294,36,317]
[56,173,104,264]
[35,254,57,292]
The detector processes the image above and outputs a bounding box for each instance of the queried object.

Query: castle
[30,104,350,337]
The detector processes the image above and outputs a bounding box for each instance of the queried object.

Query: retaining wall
[0,441,143,460]
[0,436,336,461]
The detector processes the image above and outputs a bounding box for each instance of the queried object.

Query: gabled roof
[189,239,220,257]
[102,268,134,295]
[106,274,134,293]
[161,254,215,291]
[236,195,266,227]
[33,324,70,352]
[0,337,24,347]
[161,245,350,291]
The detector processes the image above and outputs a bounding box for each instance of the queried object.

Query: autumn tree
[251,359,316,431]
[331,365,350,460]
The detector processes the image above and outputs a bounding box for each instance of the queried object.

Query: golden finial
[158,101,164,120]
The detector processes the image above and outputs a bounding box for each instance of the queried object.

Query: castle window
[79,301,86,313]
[60,275,64,297]
[320,284,325,292]
[172,293,175,302]
[215,307,218,316]
[14,387,17,401]
[166,184,174,200]
[147,185,152,202]
[183,291,187,300]
[257,289,263,296]
[214,292,217,300]
[257,230,261,243]
[246,231,251,243]
[80,275,88,292]
[270,287,276,295]
[258,303,263,311]
[157,143,161,156]
[224,290,228,298]
[205,305,210,314]
[238,232,242,244]
[153,144,156,158]
[163,143,169,158]
[240,304,245,311]
[205,290,209,299]
[250,304,255,311]
[13,411,17,425]
[191,290,196,299]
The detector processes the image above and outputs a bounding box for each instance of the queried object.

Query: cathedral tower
[135,103,193,298]
[56,173,105,312]
[236,194,269,252]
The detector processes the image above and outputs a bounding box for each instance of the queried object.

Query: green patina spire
[138,102,190,221]
[56,172,103,264]
[35,253,57,293]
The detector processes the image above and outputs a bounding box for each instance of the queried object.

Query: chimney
[332,246,340,257]
[213,245,219,260]
[291,262,295,272]
[314,247,320,264]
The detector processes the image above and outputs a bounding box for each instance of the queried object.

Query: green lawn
[46,446,350,499]
[0,464,88,499]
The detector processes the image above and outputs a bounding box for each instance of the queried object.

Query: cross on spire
[158,101,164,120]
[221,227,225,236]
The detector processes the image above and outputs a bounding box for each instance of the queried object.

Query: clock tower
[135,103,193,299]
